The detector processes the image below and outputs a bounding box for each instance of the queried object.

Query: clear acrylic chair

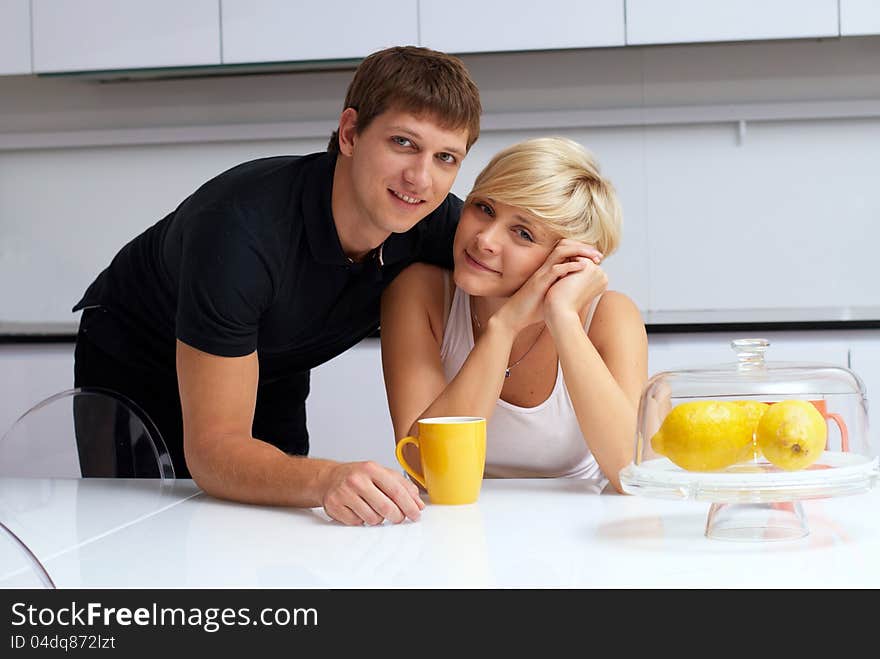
[0,387,175,480]
[0,520,55,588]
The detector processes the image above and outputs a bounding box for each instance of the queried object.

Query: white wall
[2,37,880,322]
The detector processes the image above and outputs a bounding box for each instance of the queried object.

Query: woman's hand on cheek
[544,256,608,322]
[497,241,602,333]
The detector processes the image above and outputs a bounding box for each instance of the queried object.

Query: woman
[380,137,647,493]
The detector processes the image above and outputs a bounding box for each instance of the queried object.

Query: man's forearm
[184,433,339,508]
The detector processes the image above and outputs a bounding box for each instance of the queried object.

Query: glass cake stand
[619,452,879,541]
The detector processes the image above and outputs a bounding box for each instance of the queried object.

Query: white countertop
[2,477,879,588]
[0,478,200,587]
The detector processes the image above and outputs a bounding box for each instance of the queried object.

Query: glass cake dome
[619,338,879,541]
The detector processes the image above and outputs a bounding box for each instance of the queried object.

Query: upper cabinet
[8,1,879,79]
[419,0,625,54]
[32,0,221,73]
[221,0,418,64]
[0,0,31,75]
[625,0,839,45]
[840,0,880,36]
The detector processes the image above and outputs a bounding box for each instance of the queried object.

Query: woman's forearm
[546,309,637,492]
[407,315,517,435]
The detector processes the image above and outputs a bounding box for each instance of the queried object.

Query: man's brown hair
[327,46,481,153]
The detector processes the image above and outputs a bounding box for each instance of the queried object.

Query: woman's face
[452,197,558,298]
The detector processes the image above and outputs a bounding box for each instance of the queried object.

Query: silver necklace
[472,308,545,378]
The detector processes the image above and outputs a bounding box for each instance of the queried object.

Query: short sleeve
[175,206,278,357]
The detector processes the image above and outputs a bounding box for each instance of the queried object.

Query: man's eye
[392,136,413,147]
[436,152,457,165]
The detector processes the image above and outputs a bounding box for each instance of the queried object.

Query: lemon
[756,400,827,471]
[731,400,769,462]
[650,401,760,472]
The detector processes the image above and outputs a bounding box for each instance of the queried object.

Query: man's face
[343,108,470,235]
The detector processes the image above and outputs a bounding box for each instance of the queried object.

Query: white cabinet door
[306,340,397,469]
[0,0,31,74]
[0,345,75,438]
[625,0,838,46]
[32,0,220,73]
[221,0,418,64]
[420,0,624,54]
[840,0,880,36]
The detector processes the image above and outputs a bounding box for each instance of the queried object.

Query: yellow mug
[395,416,487,505]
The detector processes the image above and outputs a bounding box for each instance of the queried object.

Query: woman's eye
[475,202,494,217]
[436,152,457,165]
[516,228,535,243]
[392,136,413,147]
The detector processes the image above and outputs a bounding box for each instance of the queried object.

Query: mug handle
[826,413,849,453]
[395,436,427,489]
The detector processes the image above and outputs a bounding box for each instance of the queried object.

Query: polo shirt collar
[300,150,419,268]
[301,151,350,266]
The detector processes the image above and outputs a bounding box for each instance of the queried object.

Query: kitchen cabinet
[840,0,880,36]
[419,0,624,54]
[306,340,397,468]
[9,0,869,80]
[625,0,839,46]
[641,119,880,313]
[0,0,31,75]
[31,0,220,73]
[0,345,74,441]
[221,0,418,64]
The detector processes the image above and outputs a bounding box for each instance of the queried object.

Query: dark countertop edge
[0,333,80,344]
[645,319,880,333]
[4,318,880,345]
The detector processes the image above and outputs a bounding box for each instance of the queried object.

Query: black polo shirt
[73,151,460,382]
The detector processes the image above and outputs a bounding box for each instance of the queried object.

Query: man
[72,46,482,526]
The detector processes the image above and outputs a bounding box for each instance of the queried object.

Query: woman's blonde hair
[465,137,622,255]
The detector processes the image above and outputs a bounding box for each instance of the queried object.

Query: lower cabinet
[0,344,74,436]
[1,329,877,469]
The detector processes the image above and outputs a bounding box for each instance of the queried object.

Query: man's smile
[389,189,425,205]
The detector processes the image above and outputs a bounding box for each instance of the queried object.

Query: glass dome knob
[731,338,769,369]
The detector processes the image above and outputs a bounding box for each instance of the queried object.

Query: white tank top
[439,281,607,482]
